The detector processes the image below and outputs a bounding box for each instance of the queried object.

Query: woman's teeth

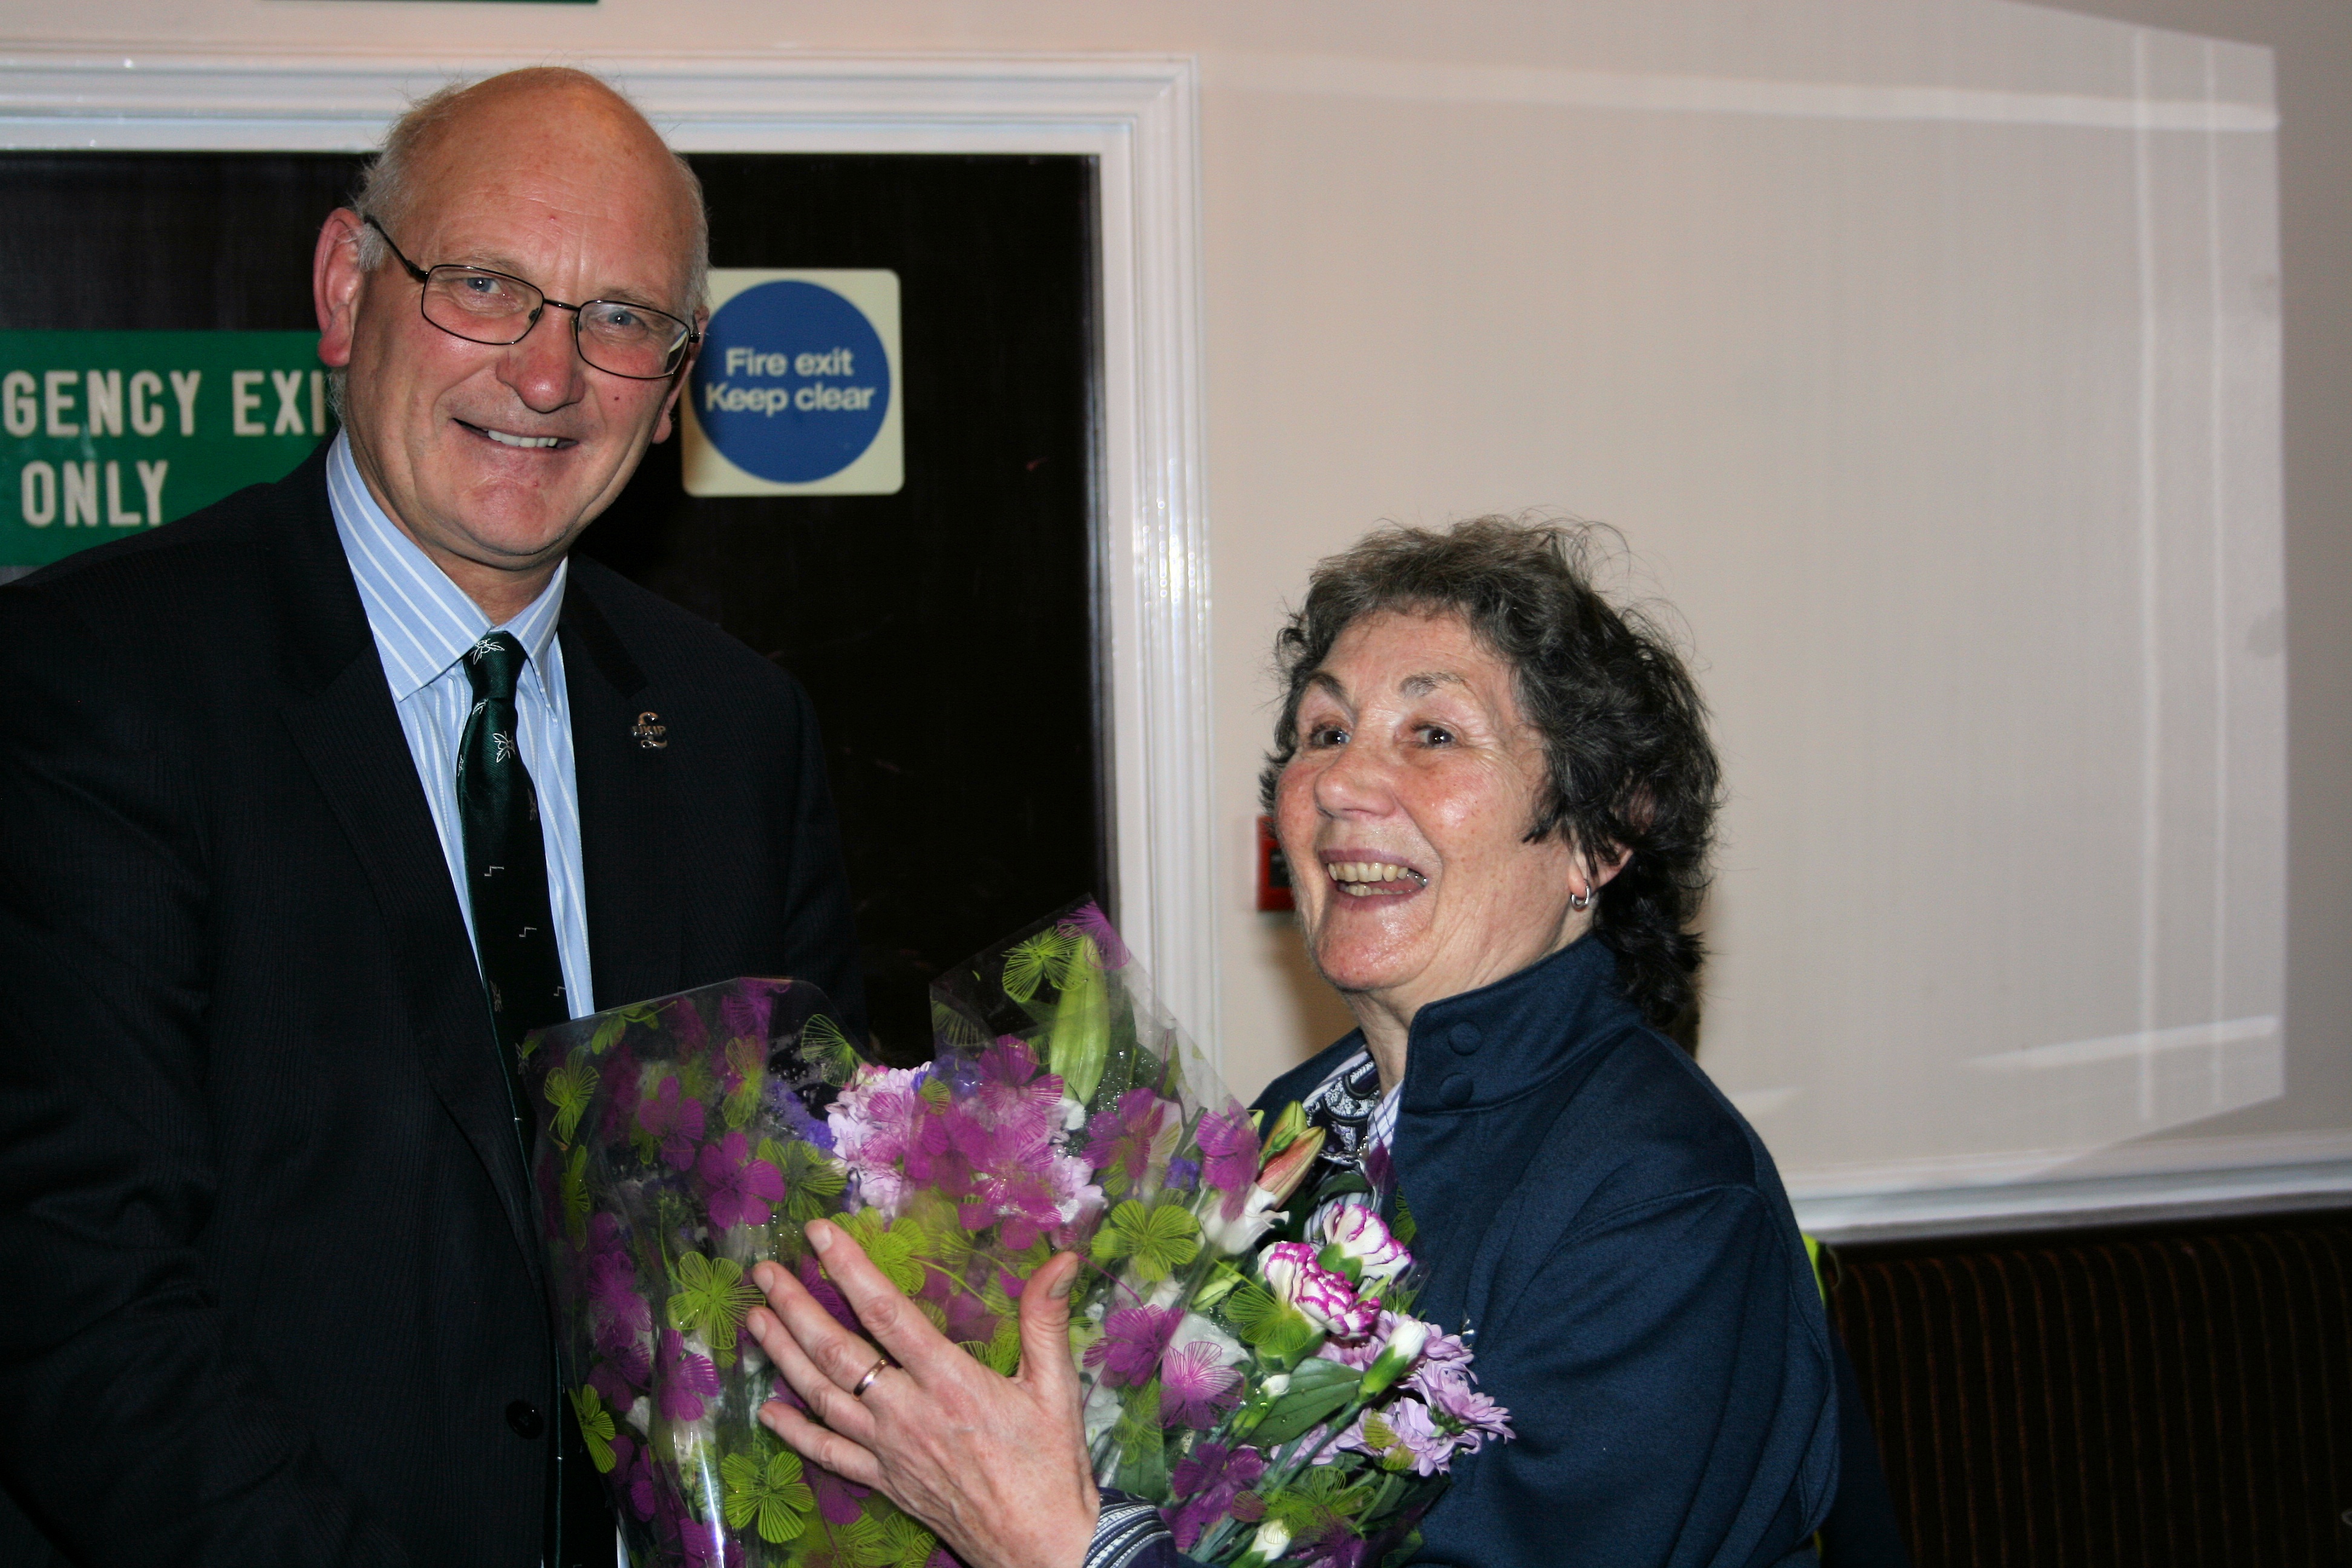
[1326,861,1427,895]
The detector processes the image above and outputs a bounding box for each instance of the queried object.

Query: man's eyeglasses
[362,214,699,381]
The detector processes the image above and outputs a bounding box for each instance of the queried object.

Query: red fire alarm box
[1256,814,1295,913]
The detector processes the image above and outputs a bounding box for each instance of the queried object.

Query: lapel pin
[632,711,668,751]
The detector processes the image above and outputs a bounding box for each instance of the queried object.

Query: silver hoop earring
[1570,885,1592,912]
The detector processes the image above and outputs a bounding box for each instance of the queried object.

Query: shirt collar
[1397,935,1640,1116]
[325,430,567,702]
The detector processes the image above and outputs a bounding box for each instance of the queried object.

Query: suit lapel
[268,456,544,1287]
[561,574,681,1011]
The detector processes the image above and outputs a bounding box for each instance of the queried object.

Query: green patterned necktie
[457,632,568,1100]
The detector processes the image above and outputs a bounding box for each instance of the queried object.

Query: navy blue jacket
[1252,938,1837,1567]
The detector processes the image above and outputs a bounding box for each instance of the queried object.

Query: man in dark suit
[0,68,864,1567]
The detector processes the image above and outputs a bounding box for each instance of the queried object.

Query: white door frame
[0,46,1221,1049]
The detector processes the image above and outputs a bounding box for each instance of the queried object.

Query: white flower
[1323,1205,1413,1285]
[1197,1184,1284,1256]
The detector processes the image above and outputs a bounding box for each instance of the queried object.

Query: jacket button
[506,1400,545,1439]
[1439,1073,1474,1107]
[1448,1022,1482,1054]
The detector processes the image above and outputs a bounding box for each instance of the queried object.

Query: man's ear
[315,208,367,369]
[650,305,708,445]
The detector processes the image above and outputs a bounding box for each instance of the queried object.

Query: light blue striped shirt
[325,431,595,1018]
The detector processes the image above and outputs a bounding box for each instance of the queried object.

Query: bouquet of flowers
[523,900,1508,1568]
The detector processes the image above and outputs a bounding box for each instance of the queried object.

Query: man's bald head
[353,67,708,312]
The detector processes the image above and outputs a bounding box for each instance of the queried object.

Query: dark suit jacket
[0,446,866,1567]
[1247,938,1838,1567]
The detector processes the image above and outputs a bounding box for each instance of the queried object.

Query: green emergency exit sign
[2,330,332,570]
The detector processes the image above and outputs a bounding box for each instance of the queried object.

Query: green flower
[801,1013,864,1080]
[1089,1198,1201,1282]
[567,1385,617,1472]
[880,1514,940,1568]
[543,1062,598,1147]
[763,1137,849,1227]
[840,1209,925,1293]
[667,1252,762,1365]
[720,1448,814,1543]
[1001,926,1081,1003]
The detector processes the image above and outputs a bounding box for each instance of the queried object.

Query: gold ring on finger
[851,1355,889,1398]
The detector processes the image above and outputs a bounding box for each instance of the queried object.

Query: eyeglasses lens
[420,266,688,379]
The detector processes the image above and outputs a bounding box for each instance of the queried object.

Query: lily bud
[1233,1518,1293,1568]
[1253,1124,1326,1207]
[1048,935,1109,1105]
[1357,1316,1432,1399]
[1261,1100,1308,1155]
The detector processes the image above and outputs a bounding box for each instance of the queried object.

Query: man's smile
[457,419,573,451]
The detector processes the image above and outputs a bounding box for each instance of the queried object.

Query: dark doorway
[0,148,1108,1060]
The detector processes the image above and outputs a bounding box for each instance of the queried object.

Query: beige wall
[9,0,2347,1223]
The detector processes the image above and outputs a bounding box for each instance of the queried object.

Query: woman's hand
[745,1220,1100,1568]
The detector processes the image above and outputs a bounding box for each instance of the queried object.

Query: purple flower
[1259,1241,1377,1336]
[676,1517,742,1568]
[663,996,710,1053]
[1158,1338,1240,1428]
[797,1253,861,1336]
[1164,1442,1266,1550]
[587,1356,641,1413]
[1064,901,1131,969]
[656,1329,720,1422]
[696,1130,786,1230]
[1194,1103,1259,1220]
[1165,1157,1201,1191]
[811,1464,871,1525]
[1085,1088,1170,1194]
[1083,1304,1181,1388]
[1414,1362,1514,1448]
[613,1434,658,1521]
[587,1250,652,1333]
[717,984,778,1046]
[762,1075,835,1152]
[827,1064,926,1214]
[637,1076,706,1170]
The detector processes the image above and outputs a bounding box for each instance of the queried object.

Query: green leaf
[588,1014,629,1056]
[678,1055,719,1108]
[720,1448,814,1543]
[1391,1194,1418,1247]
[666,1252,762,1364]
[544,1062,599,1147]
[567,1385,616,1472]
[1223,1281,1282,1342]
[559,1146,591,1247]
[1109,1380,1173,1501]
[1251,1382,1360,1448]
[1089,1199,1201,1283]
[1281,1357,1362,1396]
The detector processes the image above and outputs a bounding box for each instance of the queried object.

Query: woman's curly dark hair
[1259,517,1722,1032]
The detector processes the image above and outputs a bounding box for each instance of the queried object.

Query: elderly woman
[745,519,1838,1567]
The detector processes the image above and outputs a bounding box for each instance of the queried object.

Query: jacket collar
[1397,935,1639,1116]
